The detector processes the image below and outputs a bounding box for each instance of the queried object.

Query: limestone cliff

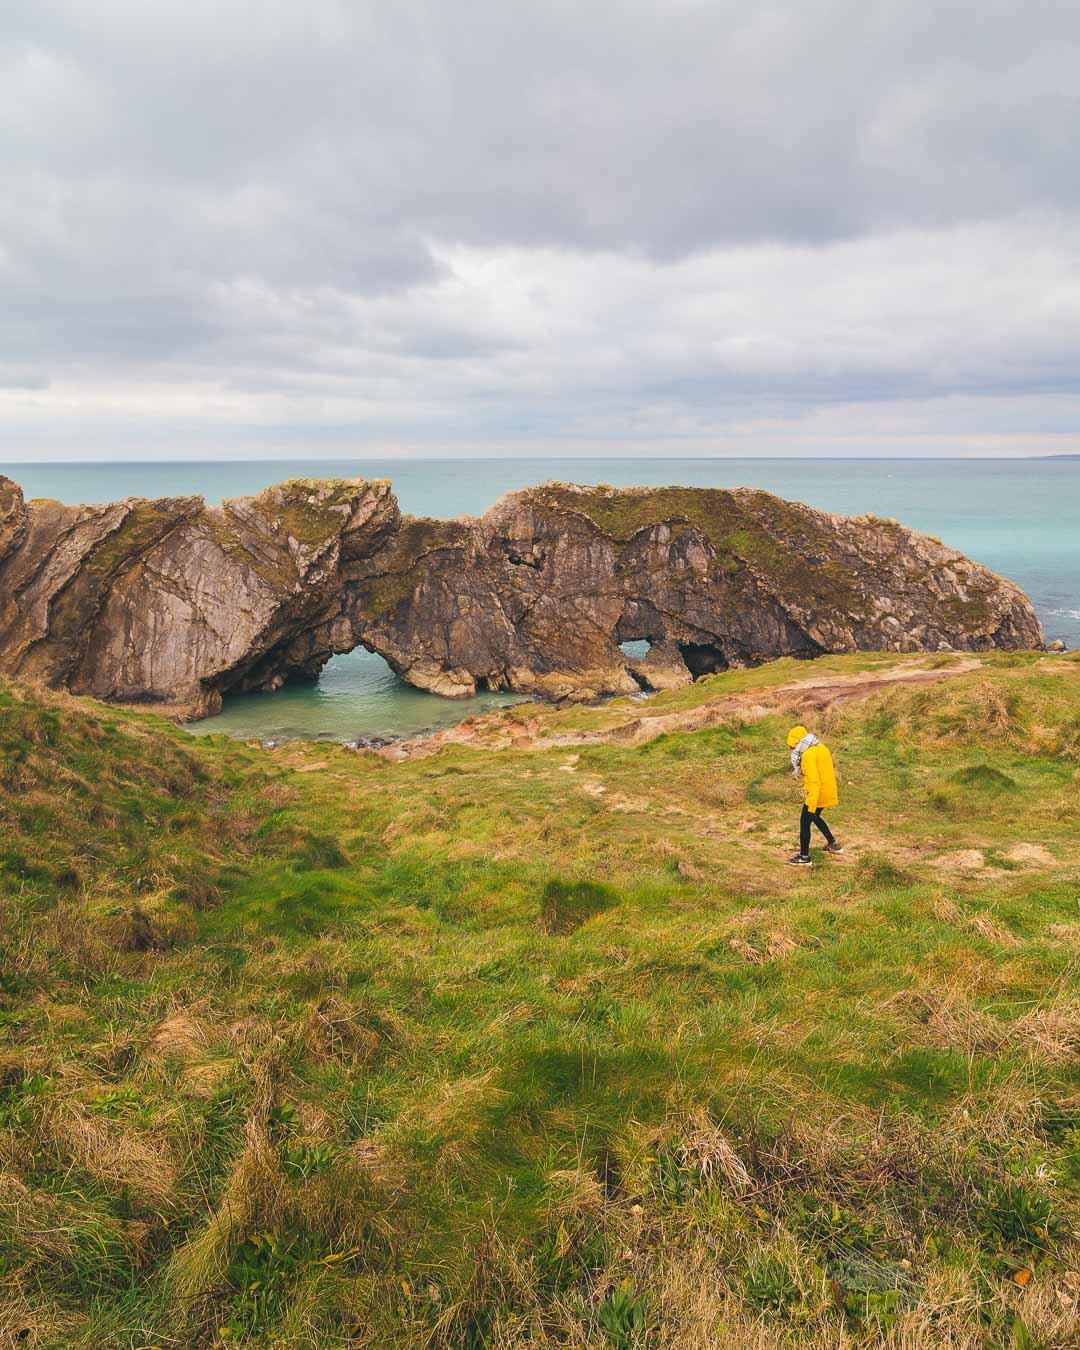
[0,476,1043,716]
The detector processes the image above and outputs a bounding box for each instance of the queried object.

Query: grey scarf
[790,731,819,774]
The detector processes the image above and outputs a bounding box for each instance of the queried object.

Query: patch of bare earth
[932,849,986,872]
[1004,842,1055,866]
[381,657,984,760]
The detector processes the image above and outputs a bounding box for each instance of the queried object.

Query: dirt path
[379,657,983,761]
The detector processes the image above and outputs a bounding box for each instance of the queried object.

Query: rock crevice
[0,476,1043,717]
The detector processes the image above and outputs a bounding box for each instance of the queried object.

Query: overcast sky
[3,1,1079,461]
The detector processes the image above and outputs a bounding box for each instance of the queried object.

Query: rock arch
[0,475,1043,718]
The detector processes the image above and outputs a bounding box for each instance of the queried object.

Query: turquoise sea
[6,458,1077,742]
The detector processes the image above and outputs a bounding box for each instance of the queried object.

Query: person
[786,724,842,866]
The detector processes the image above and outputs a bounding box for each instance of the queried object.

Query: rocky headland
[0,475,1043,718]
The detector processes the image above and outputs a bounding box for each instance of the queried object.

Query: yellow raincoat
[787,725,839,812]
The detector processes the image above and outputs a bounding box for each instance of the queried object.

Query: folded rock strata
[0,476,1043,717]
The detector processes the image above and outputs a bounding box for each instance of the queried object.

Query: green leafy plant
[597,1280,647,1348]
[647,1142,695,1204]
[0,1072,47,1128]
[90,1086,143,1118]
[1034,1100,1078,1143]
[842,1285,903,1326]
[795,1197,893,1255]
[223,1231,312,1337]
[281,1139,339,1179]
[268,1102,298,1133]
[743,1255,801,1312]
[980,1179,1065,1251]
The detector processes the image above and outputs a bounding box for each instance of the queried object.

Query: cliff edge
[0,476,1043,716]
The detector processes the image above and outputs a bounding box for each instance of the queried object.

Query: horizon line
[5,454,1078,467]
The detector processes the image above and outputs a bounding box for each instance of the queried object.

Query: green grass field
[1,653,1077,1348]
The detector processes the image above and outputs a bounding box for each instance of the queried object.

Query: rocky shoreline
[0,475,1044,718]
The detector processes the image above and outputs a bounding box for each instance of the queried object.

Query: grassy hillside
[0,655,1077,1348]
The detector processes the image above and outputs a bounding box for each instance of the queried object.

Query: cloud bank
[2,0,1079,459]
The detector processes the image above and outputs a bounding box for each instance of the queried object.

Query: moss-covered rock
[0,477,1043,714]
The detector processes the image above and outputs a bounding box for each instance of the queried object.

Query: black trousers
[800,805,835,855]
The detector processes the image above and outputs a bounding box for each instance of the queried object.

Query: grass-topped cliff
[515,483,1008,636]
[0,475,1044,716]
[1,654,1078,1348]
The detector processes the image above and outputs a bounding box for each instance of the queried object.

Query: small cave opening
[678,642,728,678]
[281,668,320,688]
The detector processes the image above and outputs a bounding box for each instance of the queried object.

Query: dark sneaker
[786,854,813,867]
[824,841,844,854]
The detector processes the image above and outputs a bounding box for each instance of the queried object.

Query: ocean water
[5,457,1076,742]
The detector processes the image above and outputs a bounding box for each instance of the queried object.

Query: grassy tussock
[37,1098,177,1205]
[164,1123,282,1309]
[895,989,1080,1066]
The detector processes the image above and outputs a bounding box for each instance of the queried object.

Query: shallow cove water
[190,647,528,745]
[10,457,1077,742]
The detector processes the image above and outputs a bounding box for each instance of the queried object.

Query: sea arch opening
[192,644,525,745]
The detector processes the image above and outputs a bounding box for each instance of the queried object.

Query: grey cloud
[1,1,1079,458]
[7,2,1079,252]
